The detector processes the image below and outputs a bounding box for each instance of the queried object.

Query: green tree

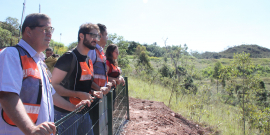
[107,33,129,68]
[1,17,20,37]
[231,52,263,134]
[67,41,77,50]
[213,61,223,93]
[0,27,12,48]
[135,45,152,71]
[0,27,18,48]
[145,44,165,57]
[127,41,139,55]
[49,40,68,56]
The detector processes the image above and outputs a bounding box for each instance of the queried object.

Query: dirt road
[121,97,215,135]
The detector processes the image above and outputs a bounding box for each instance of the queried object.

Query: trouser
[55,110,94,135]
[89,98,100,135]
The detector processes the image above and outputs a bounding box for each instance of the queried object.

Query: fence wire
[112,82,129,135]
[55,77,129,135]
[55,99,99,135]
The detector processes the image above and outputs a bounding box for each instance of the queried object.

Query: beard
[83,38,96,50]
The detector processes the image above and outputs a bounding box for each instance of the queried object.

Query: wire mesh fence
[55,77,129,135]
[112,77,129,135]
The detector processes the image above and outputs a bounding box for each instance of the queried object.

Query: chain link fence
[55,77,129,135]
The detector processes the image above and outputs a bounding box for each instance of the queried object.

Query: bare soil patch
[121,97,215,135]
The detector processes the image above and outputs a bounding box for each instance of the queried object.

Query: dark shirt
[54,49,92,93]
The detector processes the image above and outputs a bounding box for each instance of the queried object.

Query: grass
[127,76,266,135]
[126,57,270,134]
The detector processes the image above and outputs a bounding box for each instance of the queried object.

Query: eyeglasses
[29,25,55,34]
[84,32,101,40]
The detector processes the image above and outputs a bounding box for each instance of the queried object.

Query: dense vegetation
[191,45,270,59]
[117,38,270,134]
[125,46,270,134]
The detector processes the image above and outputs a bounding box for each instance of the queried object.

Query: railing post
[89,99,100,135]
[99,94,108,134]
[125,77,130,120]
[107,89,113,135]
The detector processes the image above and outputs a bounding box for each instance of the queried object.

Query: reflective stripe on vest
[94,74,107,86]
[79,59,93,81]
[2,103,40,126]
[93,49,107,86]
[0,48,6,52]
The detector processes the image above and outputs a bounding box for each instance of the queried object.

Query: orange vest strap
[111,64,119,72]
[69,97,82,105]
[95,48,106,61]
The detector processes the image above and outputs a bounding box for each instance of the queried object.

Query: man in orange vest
[0,13,90,135]
[51,23,103,135]
[87,23,114,134]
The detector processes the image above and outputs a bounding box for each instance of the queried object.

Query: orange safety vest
[108,63,120,78]
[1,45,42,126]
[93,49,108,87]
[69,59,94,105]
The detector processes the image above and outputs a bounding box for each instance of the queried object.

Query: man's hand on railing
[111,80,116,87]
[106,82,113,90]
[75,99,91,110]
[93,91,103,99]
[100,87,110,95]
[77,92,93,101]
[30,122,56,135]
[118,76,125,86]
[121,76,125,86]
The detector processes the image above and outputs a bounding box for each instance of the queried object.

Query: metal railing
[55,77,129,135]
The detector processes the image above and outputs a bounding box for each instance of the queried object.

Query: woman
[105,44,125,86]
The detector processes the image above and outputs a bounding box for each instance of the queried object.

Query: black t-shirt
[54,49,92,93]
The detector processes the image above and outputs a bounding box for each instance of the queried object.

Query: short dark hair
[97,23,107,35]
[77,23,100,42]
[22,13,50,34]
[46,47,53,52]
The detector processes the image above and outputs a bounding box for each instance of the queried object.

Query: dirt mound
[121,97,214,135]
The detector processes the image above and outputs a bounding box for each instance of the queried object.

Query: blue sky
[0,0,269,52]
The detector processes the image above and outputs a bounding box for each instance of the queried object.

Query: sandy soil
[121,97,216,135]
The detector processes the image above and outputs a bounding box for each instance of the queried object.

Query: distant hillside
[199,44,270,59]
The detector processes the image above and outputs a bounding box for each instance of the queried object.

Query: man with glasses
[51,23,103,135]
[87,23,114,135]
[0,13,90,135]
